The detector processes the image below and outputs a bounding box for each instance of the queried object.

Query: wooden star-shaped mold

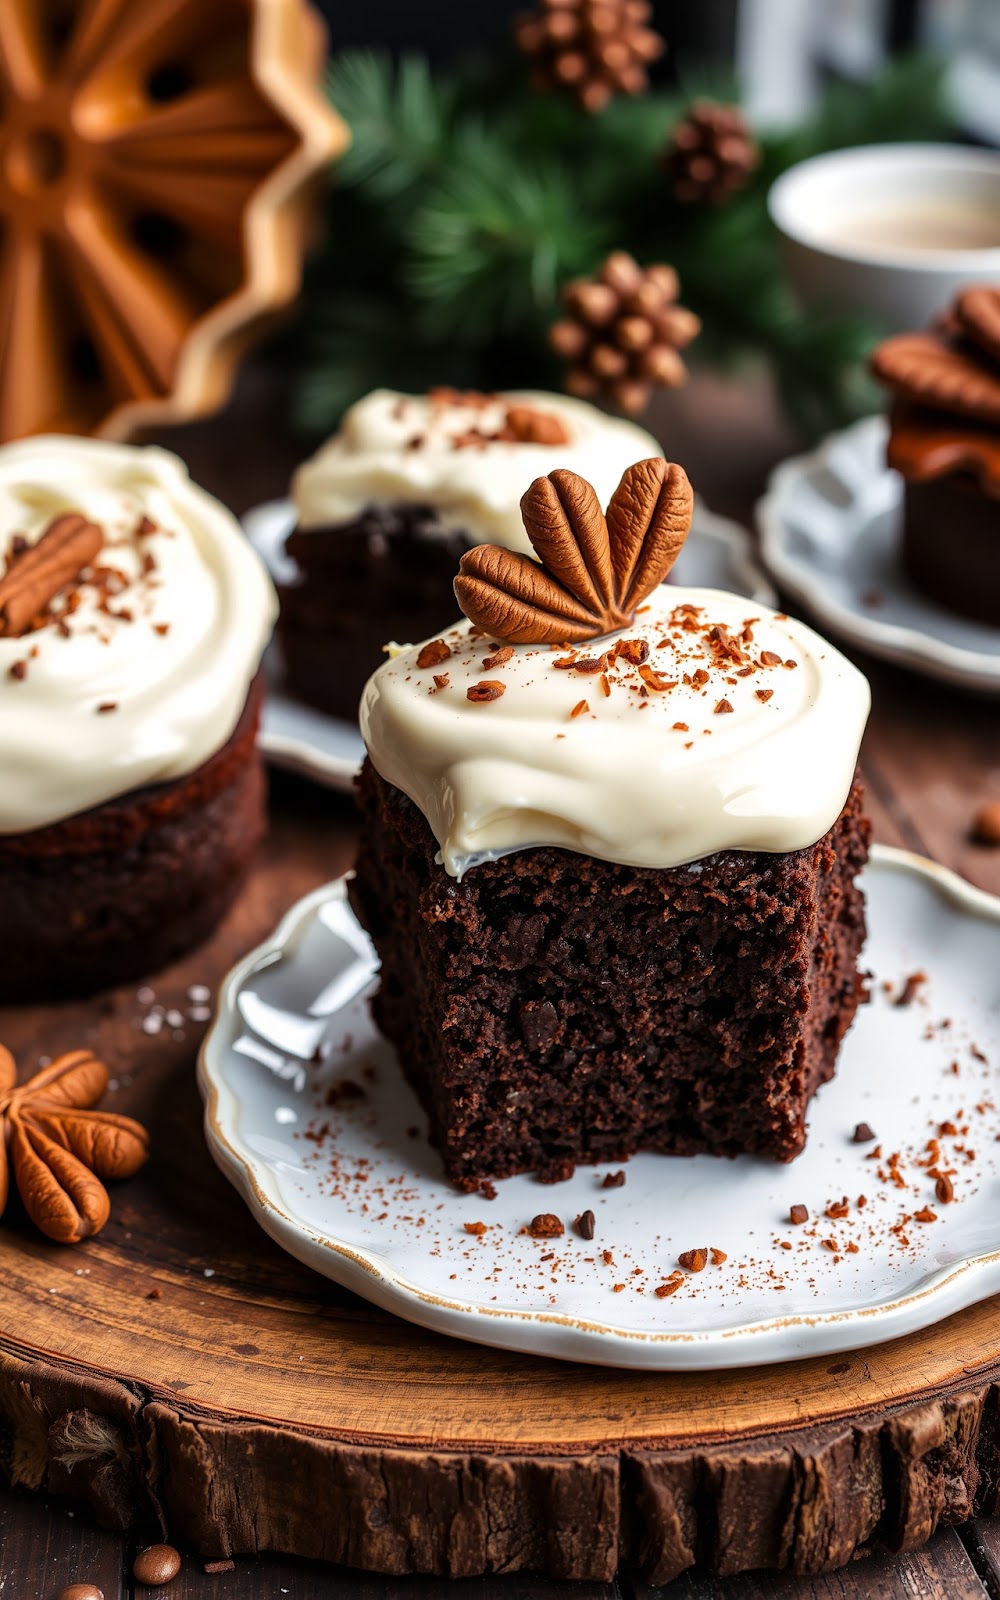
[0,0,346,441]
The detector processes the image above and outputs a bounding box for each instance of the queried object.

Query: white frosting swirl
[0,435,276,835]
[361,587,870,876]
[291,389,662,556]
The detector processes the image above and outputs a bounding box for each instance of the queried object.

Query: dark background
[313,1,741,71]
[312,0,922,71]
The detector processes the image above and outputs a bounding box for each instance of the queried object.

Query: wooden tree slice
[1,800,1000,1586]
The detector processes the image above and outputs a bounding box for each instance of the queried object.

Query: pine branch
[277,46,957,441]
[408,125,609,339]
[328,51,455,205]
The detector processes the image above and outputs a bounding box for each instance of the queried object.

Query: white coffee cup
[768,143,1000,332]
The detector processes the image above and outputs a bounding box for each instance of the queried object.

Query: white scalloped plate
[757,415,1000,695]
[243,496,776,792]
[199,846,1000,1372]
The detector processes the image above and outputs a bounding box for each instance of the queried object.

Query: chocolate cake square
[350,455,871,1186]
[350,765,870,1188]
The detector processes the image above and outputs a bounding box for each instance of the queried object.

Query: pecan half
[869,329,1000,423]
[453,458,692,645]
[0,1044,149,1244]
[0,513,103,637]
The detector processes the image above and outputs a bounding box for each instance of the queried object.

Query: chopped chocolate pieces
[601,1170,626,1188]
[467,680,505,703]
[8,659,26,680]
[677,1247,707,1272]
[463,1220,487,1236]
[482,645,514,670]
[96,700,118,714]
[755,688,773,702]
[204,1560,236,1574]
[852,1122,876,1144]
[972,801,1000,845]
[894,970,927,1007]
[570,699,589,718]
[575,1209,596,1240]
[759,650,782,666]
[714,698,733,714]
[416,638,451,669]
[503,403,571,445]
[789,1204,808,1225]
[913,1206,937,1223]
[638,664,675,691]
[935,1174,954,1204]
[654,1275,683,1297]
[527,1212,564,1239]
[616,638,649,664]
[710,1247,727,1265]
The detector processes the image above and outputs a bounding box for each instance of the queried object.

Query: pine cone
[663,101,759,205]
[549,252,700,415]
[514,0,665,114]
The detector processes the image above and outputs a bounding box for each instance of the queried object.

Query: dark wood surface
[2,368,999,1598]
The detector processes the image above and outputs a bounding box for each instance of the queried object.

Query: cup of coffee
[768,143,1000,333]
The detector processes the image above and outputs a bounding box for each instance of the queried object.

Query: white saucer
[757,415,1000,695]
[243,497,776,793]
[199,846,1000,1372]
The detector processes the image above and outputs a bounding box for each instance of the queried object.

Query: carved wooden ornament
[0,0,346,441]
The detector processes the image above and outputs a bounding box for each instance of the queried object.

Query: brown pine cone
[549,251,700,414]
[663,101,759,205]
[514,0,665,114]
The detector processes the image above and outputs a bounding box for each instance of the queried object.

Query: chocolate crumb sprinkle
[852,1122,876,1144]
[416,638,451,669]
[575,1209,596,1240]
[789,1204,808,1225]
[527,1212,564,1239]
[467,680,505,703]
[677,1247,707,1272]
[895,970,927,1007]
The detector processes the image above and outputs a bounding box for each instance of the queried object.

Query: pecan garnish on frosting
[454,457,693,644]
[0,512,103,637]
[870,284,1000,424]
[0,1044,149,1244]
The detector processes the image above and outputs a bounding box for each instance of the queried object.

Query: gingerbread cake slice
[350,457,871,1187]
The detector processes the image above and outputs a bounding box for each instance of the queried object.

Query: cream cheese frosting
[291,388,662,556]
[360,587,870,876]
[0,435,277,835]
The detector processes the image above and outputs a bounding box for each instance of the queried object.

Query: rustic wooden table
[2,370,999,1598]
